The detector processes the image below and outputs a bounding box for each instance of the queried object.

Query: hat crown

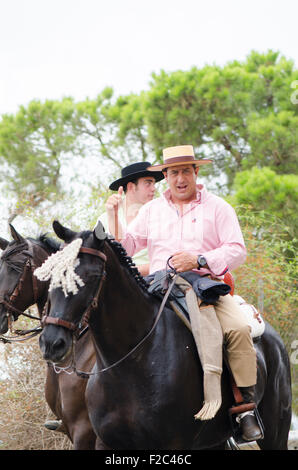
[121,162,150,178]
[163,145,194,160]
[109,161,164,190]
[147,144,212,172]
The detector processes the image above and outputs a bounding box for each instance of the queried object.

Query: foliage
[233,206,297,349]
[0,49,296,224]
[0,97,78,222]
[143,50,298,187]
[229,167,298,238]
[73,88,151,169]
[233,206,298,415]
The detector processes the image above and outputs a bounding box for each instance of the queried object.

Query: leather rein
[0,241,42,343]
[43,245,178,378]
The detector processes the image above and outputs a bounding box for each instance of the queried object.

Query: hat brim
[109,170,164,191]
[147,159,213,172]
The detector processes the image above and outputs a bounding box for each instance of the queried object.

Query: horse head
[0,224,59,334]
[38,220,107,365]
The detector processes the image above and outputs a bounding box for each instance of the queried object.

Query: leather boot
[237,386,263,442]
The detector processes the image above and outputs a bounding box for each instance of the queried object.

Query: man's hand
[170,252,198,273]
[105,186,124,240]
[106,186,124,212]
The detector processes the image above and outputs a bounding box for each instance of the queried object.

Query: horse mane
[0,234,61,271]
[38,229,148,292]
[34,234,61,254]
[106,237,148,292]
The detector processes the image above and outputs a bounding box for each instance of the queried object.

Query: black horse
[0,224,97,450]
[39,220,292,450]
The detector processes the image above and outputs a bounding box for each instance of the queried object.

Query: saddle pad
[233,295,265,338]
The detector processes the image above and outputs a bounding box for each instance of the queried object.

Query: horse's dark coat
[39,221,292,450]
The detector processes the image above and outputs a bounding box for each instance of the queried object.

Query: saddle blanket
[233,295,265,338]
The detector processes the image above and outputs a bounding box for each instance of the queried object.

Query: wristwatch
[197,255,207,269]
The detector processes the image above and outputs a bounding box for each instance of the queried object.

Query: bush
[234,206,297,414]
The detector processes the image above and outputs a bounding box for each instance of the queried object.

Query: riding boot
[237,386,263,442]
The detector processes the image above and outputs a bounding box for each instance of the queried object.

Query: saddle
[147,270,265,340]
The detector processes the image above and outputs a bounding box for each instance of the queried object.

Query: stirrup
[228,407,264,443]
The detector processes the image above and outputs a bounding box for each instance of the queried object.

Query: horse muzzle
[39,324,73,364]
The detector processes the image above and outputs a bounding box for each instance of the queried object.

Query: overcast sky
[1,0,297,115]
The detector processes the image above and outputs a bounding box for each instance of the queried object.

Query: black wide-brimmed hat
[109,162,164,191]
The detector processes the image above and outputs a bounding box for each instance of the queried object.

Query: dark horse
[39,220,292,450]
[0,224,96,450]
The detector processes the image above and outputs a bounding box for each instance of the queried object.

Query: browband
[79,246,107,262]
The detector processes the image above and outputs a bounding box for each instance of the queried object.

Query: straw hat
[147,145,212,172]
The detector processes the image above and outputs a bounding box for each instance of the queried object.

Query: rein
[45,244,178,378]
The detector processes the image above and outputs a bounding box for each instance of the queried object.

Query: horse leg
[72,417,97,450]
[257,351,292,449]
[95,437,112,450]
[59,374,97,450]
[44,366,70,439]
[257,391,291,449]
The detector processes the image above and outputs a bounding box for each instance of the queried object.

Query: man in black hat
[98,162,164,276]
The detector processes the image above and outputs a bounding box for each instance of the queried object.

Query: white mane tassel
[34,238,85,297]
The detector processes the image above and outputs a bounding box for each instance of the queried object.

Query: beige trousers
[214,294,257,387]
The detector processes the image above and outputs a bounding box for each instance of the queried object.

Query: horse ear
[94,220,107,241]
[9,224,25,244]
[52,220,77,242]
[0,237,9,250]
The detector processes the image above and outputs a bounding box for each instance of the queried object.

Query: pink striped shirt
[122,184,246,276]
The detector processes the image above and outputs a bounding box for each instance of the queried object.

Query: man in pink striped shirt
[105,145,262,442]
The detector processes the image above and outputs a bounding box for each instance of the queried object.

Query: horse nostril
[53,337,66,352]
[39,331,70,363]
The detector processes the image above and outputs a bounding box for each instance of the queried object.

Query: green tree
[143,50,298,189]
[229,167,298,238]
[0,97,77,221]
[74,88,153,169]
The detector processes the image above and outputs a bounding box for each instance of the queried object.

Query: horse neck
[89,242,155,364]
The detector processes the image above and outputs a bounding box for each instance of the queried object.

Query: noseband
[41,246,107,335]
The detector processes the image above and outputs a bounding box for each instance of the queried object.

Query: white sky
[0,0,297,115]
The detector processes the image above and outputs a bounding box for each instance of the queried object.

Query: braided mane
[106,237,148,291]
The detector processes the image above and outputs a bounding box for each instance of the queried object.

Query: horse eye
[84,272,102,281]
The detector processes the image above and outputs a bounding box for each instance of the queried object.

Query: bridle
[42,243,177,378]
[41,246,107,335]
[0,240,42,342]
